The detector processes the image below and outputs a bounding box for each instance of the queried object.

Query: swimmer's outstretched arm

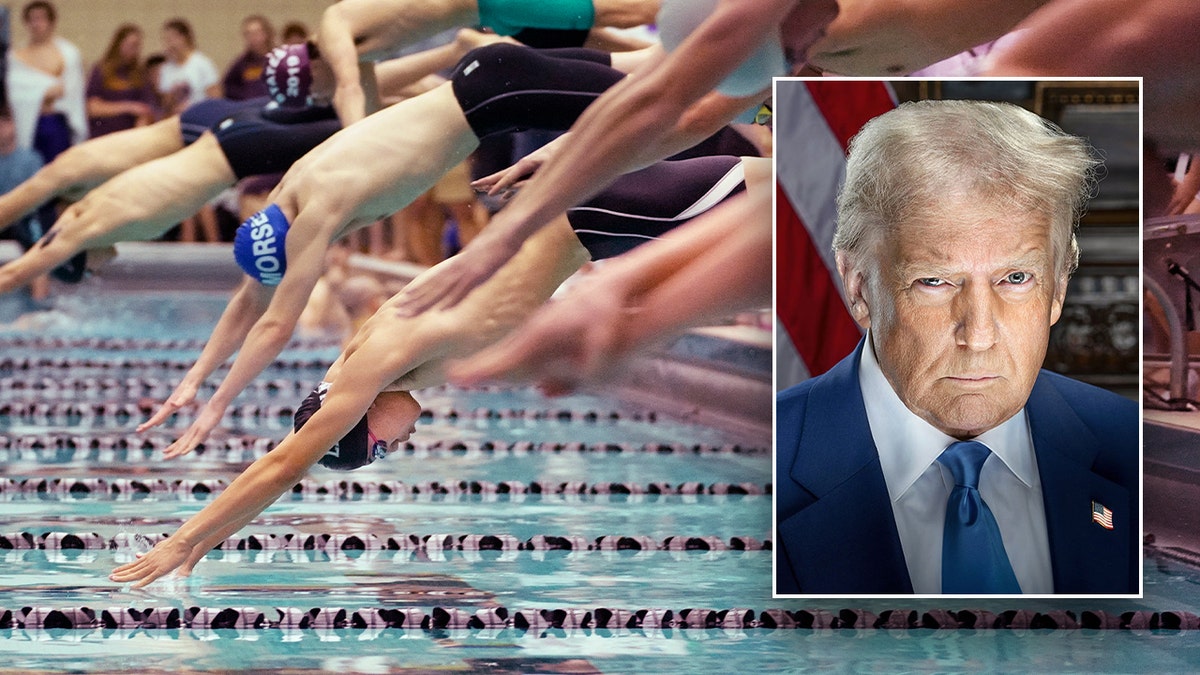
[322,0,478,125]
[139,277,276,433]
[807,0,1047,76]
[112,370,387,588]
[113,305,450,587]
[0,117,184,231]
[393,0,797,315]
[607,181,771,334]
[162,229,332,459]
[451,178,770,393]
[985,0,1195,154]
[373,29,507,99]
[319,1,376,126]
[158,81,483,456]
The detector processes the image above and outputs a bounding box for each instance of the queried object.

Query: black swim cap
[293,382,383,471]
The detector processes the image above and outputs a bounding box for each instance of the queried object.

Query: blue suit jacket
[776,340,1139,594]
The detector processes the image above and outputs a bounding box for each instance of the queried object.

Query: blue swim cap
[234,203,290,286]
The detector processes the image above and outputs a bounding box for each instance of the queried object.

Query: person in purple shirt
[221,15,276,101]
[86,24,160,138]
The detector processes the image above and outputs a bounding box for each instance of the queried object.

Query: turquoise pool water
[2,289,1199,673]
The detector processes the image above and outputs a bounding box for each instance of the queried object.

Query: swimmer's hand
[109,534,203,589]
[137,380,200,433]
[470,133,567,196]
[393,233,522,316]
[162,403,225,459]
[449,282,635,396]
[470,154,541,196]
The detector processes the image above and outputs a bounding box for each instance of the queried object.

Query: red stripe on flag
[804,80,897,153]
[776,181,862,376]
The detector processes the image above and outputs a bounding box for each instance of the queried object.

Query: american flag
[1092,501,1114,530]
[775,80,896,388]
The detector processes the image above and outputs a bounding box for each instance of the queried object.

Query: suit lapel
[1027,375,1131,593]
[779,341,913,593]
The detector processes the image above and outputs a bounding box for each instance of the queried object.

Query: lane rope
[1,531,770,552]
[0,477,770,499]
[1,605,1190,631]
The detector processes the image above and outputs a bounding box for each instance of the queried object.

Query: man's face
[24,7,54,41]
[243,20,270,55]
[162,28,187,55]
[840,197,1067,439]
[368,391,421,446]
[119,31,143,63]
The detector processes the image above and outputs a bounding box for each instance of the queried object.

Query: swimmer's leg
[0,133,235,295]
[0,116,185,232]
[65,133,237,246]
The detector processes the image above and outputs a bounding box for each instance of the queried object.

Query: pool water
[2,289,1199,673]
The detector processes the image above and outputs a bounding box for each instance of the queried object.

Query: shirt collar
[858,333,1037,503]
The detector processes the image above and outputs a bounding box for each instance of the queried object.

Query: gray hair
[832,99,1099,277]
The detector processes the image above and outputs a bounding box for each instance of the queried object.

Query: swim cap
[263,43,312,107]
[293,382,387,471]
[233,203,289,286]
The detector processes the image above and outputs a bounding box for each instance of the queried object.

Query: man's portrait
[774,80,1140,595]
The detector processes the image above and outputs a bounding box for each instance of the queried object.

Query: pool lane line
[0,477,770,500]
[1,400,668,424]
[2,531,770,553]
[0,336,339,351]
[0,438,769,460]
[4,606,1195,631]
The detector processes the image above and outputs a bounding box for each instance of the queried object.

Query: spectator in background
[157,18,221,242]
[157,18,220,116]
[281,21,310,46]
[222,15,276,101]
[6,1,87,162]
[86,24,159,138]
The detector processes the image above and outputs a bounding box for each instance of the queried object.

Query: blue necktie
[937,441,1021,594]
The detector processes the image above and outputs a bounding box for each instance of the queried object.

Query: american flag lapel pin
[1092,501,1114,530]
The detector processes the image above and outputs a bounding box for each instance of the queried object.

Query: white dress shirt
[858,335,1054,594]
